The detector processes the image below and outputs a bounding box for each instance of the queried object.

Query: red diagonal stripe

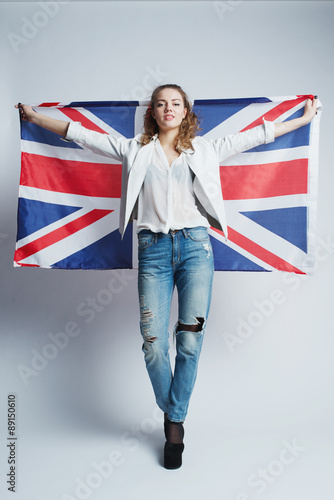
[21,153,122,198]
[15,209,113,263]
[241,96,308,132]
[212,227,305,274]
[59,108,108,134]
[38,102,61,107]
[220,159,308,200]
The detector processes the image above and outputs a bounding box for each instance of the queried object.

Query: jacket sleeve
[61,121,131,162]
[209,119,275,163]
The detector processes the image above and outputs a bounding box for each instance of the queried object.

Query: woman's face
[152,88,187,133]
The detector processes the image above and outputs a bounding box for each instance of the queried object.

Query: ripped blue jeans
[138,227,214,422]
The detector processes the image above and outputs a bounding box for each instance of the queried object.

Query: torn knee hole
[141,308,154,323]
[145,336,157,343]
[140,305,156,343]
[176,317,205,333]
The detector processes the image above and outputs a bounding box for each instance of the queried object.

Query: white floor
[2,319,334,500]
[6,403,334,500]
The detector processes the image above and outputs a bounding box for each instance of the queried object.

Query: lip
[164,115,174,120]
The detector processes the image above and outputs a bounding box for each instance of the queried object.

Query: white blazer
[64,120,275,239]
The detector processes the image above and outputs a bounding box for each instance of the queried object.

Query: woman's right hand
[14,103,70,136]
[15,103,37,123]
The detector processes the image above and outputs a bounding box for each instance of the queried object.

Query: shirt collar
[158,134,195,155]
[133,133,159,145]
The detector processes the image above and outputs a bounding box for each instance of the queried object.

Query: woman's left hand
[274,95,319,138]
[303,96,318,124]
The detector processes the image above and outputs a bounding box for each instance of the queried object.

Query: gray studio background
[1,1,334,499]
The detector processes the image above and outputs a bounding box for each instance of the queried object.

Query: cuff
[263,119,275,144]
[60,121,82,142]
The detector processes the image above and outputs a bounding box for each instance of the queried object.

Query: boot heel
[164,442,184,469]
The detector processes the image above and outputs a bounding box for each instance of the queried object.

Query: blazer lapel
[123,140,154,231]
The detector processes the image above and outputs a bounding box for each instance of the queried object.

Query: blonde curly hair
[140,84,201,152]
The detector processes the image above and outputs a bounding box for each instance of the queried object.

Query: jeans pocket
[138,234,155,250]
[187,227,210,242]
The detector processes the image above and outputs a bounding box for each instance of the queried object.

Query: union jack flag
[14,96,321,273]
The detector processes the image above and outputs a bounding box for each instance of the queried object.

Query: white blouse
[136,138,210,233]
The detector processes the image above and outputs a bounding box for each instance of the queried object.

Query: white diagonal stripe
[21,140,121,164]
[202,98,306,139]
[18,186,118,211]
[225,194,309,212]
[17,211,119,267]
[208,227,274,271]
[16,207,90,248]
[228,211,307,268]
[201,101,277,138]
[221,145,309,166]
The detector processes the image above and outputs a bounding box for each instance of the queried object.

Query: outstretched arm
[15,103,128,162]
[15,104,70,137]
[274,97,318,138]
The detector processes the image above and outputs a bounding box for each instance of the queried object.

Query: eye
[174,103,180,106]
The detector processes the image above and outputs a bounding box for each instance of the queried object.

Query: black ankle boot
[164,441,185,469]
[163,414,185,469]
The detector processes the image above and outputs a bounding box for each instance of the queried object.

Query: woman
[16,86,318,469]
